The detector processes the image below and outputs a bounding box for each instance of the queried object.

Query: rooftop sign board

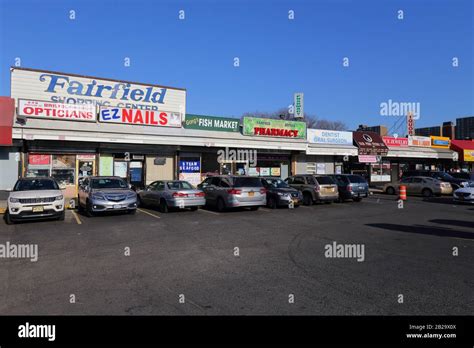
[11,67,186,115]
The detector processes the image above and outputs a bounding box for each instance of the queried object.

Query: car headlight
[55,195,63,200]
[92,193,106,200]
[9,197,19,203]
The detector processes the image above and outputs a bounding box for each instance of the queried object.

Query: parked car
[401,170,470,189]
[450,172,474,181]
[285,175,339,205]
[5,177,65,225]
[329,174,369,202]
[77,176,137,217]
[138,180,205,213]
[261,177,303,208]
[197,175,266,212]
[453,182,474,204]
[383,176,452,197]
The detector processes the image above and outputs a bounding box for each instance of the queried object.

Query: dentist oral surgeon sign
[10,67,186,116]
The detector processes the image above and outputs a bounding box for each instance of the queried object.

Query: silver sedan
[138,180,205,213]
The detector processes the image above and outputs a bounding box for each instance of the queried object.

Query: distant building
[415,126,441,137]
[364,125,388,136]
[442,121,455,139]
[455,116,474,140]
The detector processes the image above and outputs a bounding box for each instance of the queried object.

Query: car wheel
[216,198,226,212]
[249,206,259,211]
[58,210,65,221]
[267,197,277,209]
[85,200,94,217]
[386,187,395,195]
[4,211,13,225]
[159,199,169,213]
[353,197,362,202]
[303,192,313,206]
[190,206,198,211]
[422,188,433,198]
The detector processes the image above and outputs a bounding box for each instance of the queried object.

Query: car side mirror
[131,185,137,191]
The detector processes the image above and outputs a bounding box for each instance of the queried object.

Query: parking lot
[0,193,472,315]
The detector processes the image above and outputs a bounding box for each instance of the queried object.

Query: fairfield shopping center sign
[11,67,186,116]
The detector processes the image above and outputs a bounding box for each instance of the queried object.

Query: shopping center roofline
[9,67,187,91]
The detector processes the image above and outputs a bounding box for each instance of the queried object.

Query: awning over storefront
[451,140,474,162]
[306,144,358,156]
[387,146,455,159]
[353,131,389,156]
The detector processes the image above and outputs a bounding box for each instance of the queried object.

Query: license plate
[113,204,122,209]
[248,191,254,197]
[32,206,44,213]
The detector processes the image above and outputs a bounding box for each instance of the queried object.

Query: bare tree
[242,107,347,130]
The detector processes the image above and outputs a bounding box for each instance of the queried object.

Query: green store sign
[243,117,307,139]
[184,114,240,132]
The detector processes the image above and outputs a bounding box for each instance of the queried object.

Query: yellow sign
[464,149,474,162]
[430,136,450,149]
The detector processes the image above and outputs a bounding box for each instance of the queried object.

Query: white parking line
[198,209,220,215]
[137,208,161,219]
[71,210,82,225]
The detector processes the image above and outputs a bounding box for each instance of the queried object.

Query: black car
[261,177,303,208]
[401,170,470,189]
[450,172,474,181]
[329,174,369,202]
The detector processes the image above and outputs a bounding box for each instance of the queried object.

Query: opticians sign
[99,107,181,128]
[184,114,239,132]
[11,67,186,114]
[242,117,306,139]
[18,99,96,122]
[307,129,353,145]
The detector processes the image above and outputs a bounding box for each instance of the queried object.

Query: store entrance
[77,160,95,186]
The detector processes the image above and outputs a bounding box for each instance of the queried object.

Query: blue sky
[0,0,472,131]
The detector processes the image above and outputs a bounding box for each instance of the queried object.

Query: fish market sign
[11,67,186,113]
[243,117,306,139]
[307,129,352,145]
[184,114,239,132]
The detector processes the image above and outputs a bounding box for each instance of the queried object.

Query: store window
[370,162,391,182]
[52,155,76,186]
[26,154,51,178]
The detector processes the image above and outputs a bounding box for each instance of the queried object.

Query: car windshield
[90,178,128,189]
[233,177,263,188]
[314,176,335,185]
[264,178,289,188]
[167,181,194,190]
[347,175,366,183]
[14,179,59,191]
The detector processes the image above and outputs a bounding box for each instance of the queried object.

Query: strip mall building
[0,67,471,199]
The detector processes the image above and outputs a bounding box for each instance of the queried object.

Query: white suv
[5,177,65,225]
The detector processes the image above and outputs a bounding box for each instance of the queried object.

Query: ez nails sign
[99,107,182,128]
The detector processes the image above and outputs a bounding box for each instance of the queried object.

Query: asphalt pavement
[0,194,472,315]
